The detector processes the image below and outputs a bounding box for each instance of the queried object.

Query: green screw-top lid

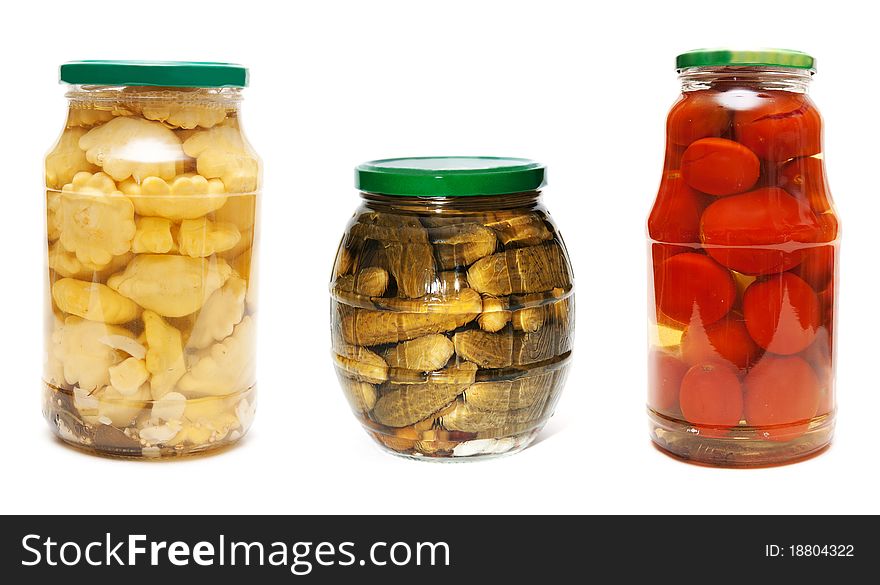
[60,60,248,88]
[356,157,546,197]
[676,49,816,72]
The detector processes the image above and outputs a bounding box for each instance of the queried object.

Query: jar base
[648,409,834,467]
[367,427,541,461]
[42,381,255,460]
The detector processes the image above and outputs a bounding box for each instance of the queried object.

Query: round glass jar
[43,61,261,458]
[647,50,839,466]
[330,157,575,460]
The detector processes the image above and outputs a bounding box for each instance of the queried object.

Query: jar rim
[676,49,815,72]
[60,61,248,88]
[356,157,546,197]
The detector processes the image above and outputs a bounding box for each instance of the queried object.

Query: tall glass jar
[331,158,574,460]
[43,61,260,458]
[647,50,839,466]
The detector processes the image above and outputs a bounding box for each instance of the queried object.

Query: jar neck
[678,66,813,93]
[359,191,543,213]
[65,85,243,107]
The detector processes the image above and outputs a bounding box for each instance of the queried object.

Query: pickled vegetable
[43,80,259,458]
[647,52,838,466]
[681,138,760,196]
[332,194,573,459]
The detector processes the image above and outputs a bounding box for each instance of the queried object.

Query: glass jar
[330,157,574,460]
[43,61,260,458]
[647,50,839,466]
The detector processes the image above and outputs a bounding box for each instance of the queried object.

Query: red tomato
[734,92,822,161]
[779,156,832,213]
[743,273,820,355]
[744,355,821,441]
[779,157,839,243]
[648,351,688,414]
[679,362,743,432]
[802,327,831,367]
[651,245,697,305]
[648,172,710,243]
[817,213,840,244]
[700,187,824,275]
[667,92,730,147]
[651,243,692,275]
[802,331,834,417]
[791,245,835,291]
[681,138,761,196]
[655,253,736,325]
[681,313,762,371]
[651,245,696,329]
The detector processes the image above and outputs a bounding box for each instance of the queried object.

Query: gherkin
[331,165,574,459]
[468,243,571,296]
[373,363,477,428]
[429,223,497,269]
[465,371,557,412]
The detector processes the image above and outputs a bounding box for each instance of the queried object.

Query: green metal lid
[356,157,546,197]
[676,49,815,72]
[60,60,248,88]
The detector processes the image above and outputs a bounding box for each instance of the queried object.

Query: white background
[1,0,876,515]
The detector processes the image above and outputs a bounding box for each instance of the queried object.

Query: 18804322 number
[788,545,854,557]
[766,545,855,558]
